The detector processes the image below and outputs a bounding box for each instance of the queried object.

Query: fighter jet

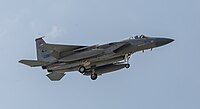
[19,35,174,81]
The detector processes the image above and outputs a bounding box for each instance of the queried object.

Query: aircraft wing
[113,43,131,53]
[40,43,87,53]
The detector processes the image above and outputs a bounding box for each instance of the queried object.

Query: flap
[40,43,86,52]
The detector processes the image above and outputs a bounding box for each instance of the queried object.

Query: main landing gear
[91,70,98,80]
[79,66,86,74]
[78,66,98,80]
[90,67,98,80]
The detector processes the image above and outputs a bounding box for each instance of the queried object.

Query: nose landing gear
[125,64,130,68]
[124,53,131,69]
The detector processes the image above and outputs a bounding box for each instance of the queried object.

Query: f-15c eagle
[19,35,174,81]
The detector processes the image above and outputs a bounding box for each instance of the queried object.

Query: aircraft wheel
[42,66,47,69]
[47,70,52,72]
[79,66,86,73]
[91,73,98,80]
[125,64,130,69]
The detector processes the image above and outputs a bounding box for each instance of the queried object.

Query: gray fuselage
[46,36,174,73]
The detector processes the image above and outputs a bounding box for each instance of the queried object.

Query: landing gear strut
[125,53,131,62]
[124,53,131,69]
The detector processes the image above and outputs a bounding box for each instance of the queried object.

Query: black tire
[79,66,86,73]
[42,66,47,69]
[47,70,52,72]
[91,73,98,80]
[125,64,130,68]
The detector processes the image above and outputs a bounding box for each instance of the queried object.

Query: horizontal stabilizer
[19,60,48,67]
[46,71,65,81]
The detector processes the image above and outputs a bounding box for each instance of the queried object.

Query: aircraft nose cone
[155,38,174,47]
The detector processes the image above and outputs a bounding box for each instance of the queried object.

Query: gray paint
[19,35,173,80]
[0,0,199,109]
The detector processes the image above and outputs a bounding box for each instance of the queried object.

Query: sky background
[0,0,200,109]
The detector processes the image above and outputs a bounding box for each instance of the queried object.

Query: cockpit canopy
[129,35,149,40]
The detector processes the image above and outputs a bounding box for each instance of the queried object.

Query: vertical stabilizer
[35,37,55,62]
